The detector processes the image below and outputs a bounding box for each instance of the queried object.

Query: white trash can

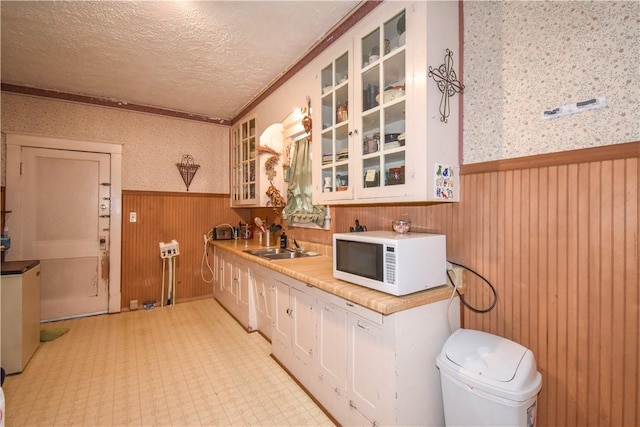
[436,329,542,427]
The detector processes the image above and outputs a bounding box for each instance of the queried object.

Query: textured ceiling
[0,1,360,121]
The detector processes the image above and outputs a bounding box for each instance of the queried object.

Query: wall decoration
[428,49,464,123]
[256,144,285,212]
[175,154,200,191]
[434,163,455,200]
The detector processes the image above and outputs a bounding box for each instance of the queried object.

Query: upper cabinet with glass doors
[231,117,257,206]
[317,51,353,202]
[313,2,460,204]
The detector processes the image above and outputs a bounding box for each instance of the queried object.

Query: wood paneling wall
[121,191,249,307]
[326,142,639,426]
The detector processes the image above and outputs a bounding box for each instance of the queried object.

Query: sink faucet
[289,238,302,252]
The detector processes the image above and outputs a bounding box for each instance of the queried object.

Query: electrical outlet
[129,212,137,222]
[129,299,138,310]
[159,240,180,258]
[447,266,465,290]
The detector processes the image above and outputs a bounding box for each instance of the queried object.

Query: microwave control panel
[384,246,396,284]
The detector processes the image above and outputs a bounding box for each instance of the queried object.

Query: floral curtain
[282,137,325,226]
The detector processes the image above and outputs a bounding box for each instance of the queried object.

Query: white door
[21,147,111,321]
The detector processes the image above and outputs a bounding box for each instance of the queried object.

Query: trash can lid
[443,329,527,382]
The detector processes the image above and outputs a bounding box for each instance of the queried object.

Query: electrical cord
[200,228,215,284]
[447,260,498,314]
[445,267,460,334]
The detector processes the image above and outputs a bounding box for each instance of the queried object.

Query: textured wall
[463,1,639,163]
[0,93,229,192]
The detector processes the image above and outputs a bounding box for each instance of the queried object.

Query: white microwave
[333,230,447,296]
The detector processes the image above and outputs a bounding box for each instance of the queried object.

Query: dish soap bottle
[279,232,288,249]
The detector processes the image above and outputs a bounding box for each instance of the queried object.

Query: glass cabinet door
[359,10,406,191]
[320,51,351,196]
[231,117,256,204]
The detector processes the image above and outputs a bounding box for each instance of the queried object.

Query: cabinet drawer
[316,287,383,326]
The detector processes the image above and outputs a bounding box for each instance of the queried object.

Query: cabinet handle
[357,320,370,330]
[324,306,334,312]
[346,302,354,307]
[349,400,357,409]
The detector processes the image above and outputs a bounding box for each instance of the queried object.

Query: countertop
[1,260,41,275]
[212,240,460,316]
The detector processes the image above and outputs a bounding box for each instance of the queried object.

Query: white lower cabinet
[212,248,253,331]
[265,267,459,427]
[213,250,459,426]
[270,277,317,386]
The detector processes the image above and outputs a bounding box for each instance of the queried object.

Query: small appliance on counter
[212,224,236,240]
[333,230,446,296]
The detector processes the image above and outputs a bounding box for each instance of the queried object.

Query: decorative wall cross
[428,49,464,123]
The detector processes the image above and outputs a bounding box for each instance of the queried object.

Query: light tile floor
[3,299,335,426]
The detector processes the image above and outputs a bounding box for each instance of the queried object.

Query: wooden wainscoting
[121,191,249,308]
[456,148,638,427]
[329,141,639,426]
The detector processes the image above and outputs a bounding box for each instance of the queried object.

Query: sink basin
[243,248,288,256]
[243,248,315,260]
[261,251,312,260]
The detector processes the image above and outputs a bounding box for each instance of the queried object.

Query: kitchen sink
[243,248,315,260]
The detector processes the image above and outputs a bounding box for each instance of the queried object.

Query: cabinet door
[317,299,348,398]
[234,260,251,329]
[347,313,383,425]
[213,248,223,293]
[354,8,408,200]
[291,286,316,369]
[271,279,291,358]
[215,251,233,308]
[231,117,257,206]
[224,255,236,299]
[236,261,249,307]
[315,49,354,204]
[252,272,273,340]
